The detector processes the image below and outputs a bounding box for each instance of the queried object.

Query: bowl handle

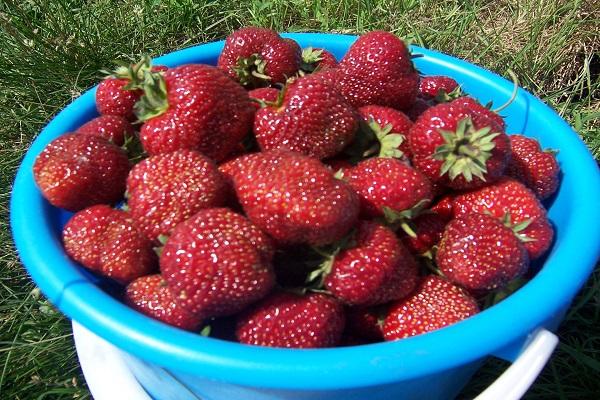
[474,329,558,400]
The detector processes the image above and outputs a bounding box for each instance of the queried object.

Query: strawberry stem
[492,69,519,113]
[233,54,271,88]
[134,71,169,122]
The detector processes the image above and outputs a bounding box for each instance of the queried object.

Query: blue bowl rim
[10,33,600,390]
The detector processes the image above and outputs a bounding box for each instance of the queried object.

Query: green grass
[0,0,598,399]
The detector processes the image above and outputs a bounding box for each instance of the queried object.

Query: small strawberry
[236,291,345,348]
[383,275,479,340]
[33,133,130,211]
[452,96,506,131]
[217,27,301,88]
[400,212,447,256]
[300,47,338,73]
[506,134,560,200]
[125,274,202,331]
[248,87,280,109]
[430,195,455,221]
[336,31,419,109]
[254,74,358,159]
[452,177,554,260]
[77,115,134,146]
[136,64,255,162]
[409,102,510,190]
[126,150,228,241]
[345,306,386,341]
[223,150,359,245]
[358,105,413,159]
[436,213,529,291]
[63,205,157,284]
[160,209,275,317]
[419,76,460,99]
[346,157,432,218]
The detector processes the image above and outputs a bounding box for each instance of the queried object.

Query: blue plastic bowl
[10,33,600,400]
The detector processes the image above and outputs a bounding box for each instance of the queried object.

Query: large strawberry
[63,205,157,284]
[125,274,202,331]
[126,150,228,241]
[383,275,479,340]
[452,177,554,259]
[160,209,275,317]
[217,27,301,88]
[236,291,345,348]
[77,115,134,146]
[136,64,254,162]
[254,74,358,159]
[358,105,413,159]
[33,133,130,211]
[222,150,359,246]
[436,213,529,291]
[409,102,510,190]
[336,31,419,109]
[506,134,560,200]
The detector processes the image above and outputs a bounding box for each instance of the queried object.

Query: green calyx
[370,119,406,159]
[104,55,156,90]
[305,230,357,289]
[134,70,169,122]
[434,117,500,182]
[233,53,271,87]
[434,86,463,103]
[499,213,537,243]
[382,200,430,238]
[299,47,324,74]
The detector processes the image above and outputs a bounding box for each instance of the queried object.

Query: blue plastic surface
[10,33,600,399]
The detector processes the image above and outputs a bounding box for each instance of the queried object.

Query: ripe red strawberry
[336,31,419,109]
[300,47,338,73]
[136,64,255,162]
[248,87,280,109]
[430,195,455,222]
[452,96,506,131]
[409,102,510,190]
[345,306,386,341]
[436,213,529,291]
[126,150,228,241]
[125,274,202,331]
[160,209,275,317]
[223,150,359,245]
[346,157,432,218]
[236,291,345,348]
[322,221,420,305]
[217,27,301,87]
[383,275,479,340]
[452,177,554,259]
[358,105,413,159]
[419,76,460,99]
[506,134,560,200]
[77,115,134,146]
[33,133,130,211]
[254,74,358,159]
[400,212,447,255]
[63,205,157,284]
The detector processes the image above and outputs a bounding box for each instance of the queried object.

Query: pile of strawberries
[32,28,560,348]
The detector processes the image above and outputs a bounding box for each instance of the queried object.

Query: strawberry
[136,64,255,162]
[77,115,134,146]
[63,205,157,284]
[452,96,506,131]
[160,209,275,317]
[254,74,358,159]
[345,306,386,341]
[248,87,280,109]
[125,274,202,331]
[321,221,420,305]
[409,102,510,190]
[430,195,455,222]
[419,76,460,99]
[217,27,301,88]
[300,47,338,73]
[346,157,432,218]
[126,150,228,241]
[452,177,554,259]
[436,213,529,291]
[336,31,419,109]
[506,134,560,200]
[33,133,130,211]
[236,291,345,348]
[383,275,479,340]
[358,105,413,159]
[404,96,434,121]
[400,212,447,256]
[223,150,359,245]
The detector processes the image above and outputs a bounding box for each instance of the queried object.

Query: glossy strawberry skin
[96,78,141,120]
[452,96,506,131]
[401,212,447,255]
[126,274,202,331]
[506,134,560,200]
[358,105,413,158]
[254,74,358,159]
[419,76,459,98]
[236,291,345,348]
[409,102,510,190]
[337,31,419,109]
[437,213,529,291]
[139,64,254,162]
[452,178,554,260]
[325,221,420,306]
[223,151,359,246]
[160,209,275,317]
[33,133,130,212]
[63,205,157,284]
[77,115,134,146]
[383,275,479,340]
[248,87,280,110]
[347,157,432,218]
[126,150,228,241]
